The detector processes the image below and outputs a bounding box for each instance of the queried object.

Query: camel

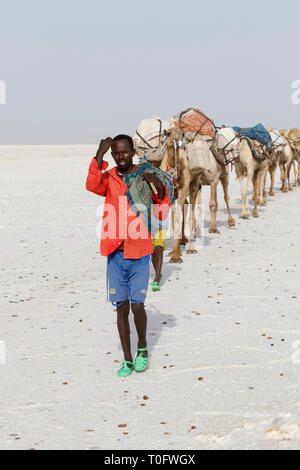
[264,148,278,198]
[215,127,269,218]
[290,128,300,186]
[277,130,294,192]
[161,127,235,264]
[133,117,194,252]
[293,146,300,186]
[266,128,284,196]
[280,128,300,187]
[291,145,300,186]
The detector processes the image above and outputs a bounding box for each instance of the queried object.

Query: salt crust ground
[0,145,300,450]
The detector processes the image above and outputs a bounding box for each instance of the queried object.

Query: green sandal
[151,275,162,292]
[134,346,149,372]
[117,360,134,377]
[151,281,161,292]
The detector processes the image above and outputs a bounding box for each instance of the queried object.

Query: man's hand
[142,173,160,185]
[95,137,113,169]
[99,137,113,154]
[142,173,165,199]
[172,177,179,189]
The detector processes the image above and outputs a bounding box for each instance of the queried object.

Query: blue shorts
[107,251,150,307]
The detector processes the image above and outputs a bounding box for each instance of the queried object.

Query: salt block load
[186,139,212,175]
[173,108,216,175]
[173,107,216,140]
[133,117,173,159]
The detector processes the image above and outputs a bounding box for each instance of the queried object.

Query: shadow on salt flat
[128,304,176,359]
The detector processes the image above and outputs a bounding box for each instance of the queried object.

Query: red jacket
[86,158,170,259]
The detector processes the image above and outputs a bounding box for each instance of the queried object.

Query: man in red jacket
[86,135,170,377]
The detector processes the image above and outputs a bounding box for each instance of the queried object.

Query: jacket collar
[107,166,128,187]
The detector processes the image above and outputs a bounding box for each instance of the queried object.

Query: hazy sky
[1,0,300,144]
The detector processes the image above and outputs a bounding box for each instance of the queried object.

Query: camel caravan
[133,108,300,263]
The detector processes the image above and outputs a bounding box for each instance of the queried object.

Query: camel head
[287,128,300,152]
[280,129,289,138]
[162,127,186,173]
[164,127,184,148]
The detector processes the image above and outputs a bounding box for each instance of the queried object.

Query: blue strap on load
[233,123,272,151]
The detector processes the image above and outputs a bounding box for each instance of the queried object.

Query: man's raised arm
[86,138,112,196]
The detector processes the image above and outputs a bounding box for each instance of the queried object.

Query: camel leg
[296,159,299,185]
[279,162,288,192]
[263,171,268,200]
[287,159,293,191]
[292,160,297,187]
[262,168,268,205]
[220,174,235,227]
[252,171,259,217]
[259,170,267,206]
[258,164,268,206]
[180,198,189,246]
[193,189,203,238]
[171,203,175,231]
[169,203,184,264]
[296,158,300,185]
[239,177,249,219]
[166,204,176,257]
[169,187,189,264]
[187,189,198,254]
[208,183,219,233]
[269,164,277,196]
[245,171,254,218]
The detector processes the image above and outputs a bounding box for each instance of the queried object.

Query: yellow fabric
[152,230,167,250]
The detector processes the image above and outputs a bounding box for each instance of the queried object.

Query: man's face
[148,160,161,168]
[111,139,135,173]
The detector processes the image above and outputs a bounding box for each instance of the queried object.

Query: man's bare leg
[117,300,133,364]
[132,303,148,358]
[152,246,164,283]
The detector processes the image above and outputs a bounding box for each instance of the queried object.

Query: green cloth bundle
[124,163,167,232]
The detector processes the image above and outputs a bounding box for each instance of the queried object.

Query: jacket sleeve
[152,186,170,221]
[86,158,110,197]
